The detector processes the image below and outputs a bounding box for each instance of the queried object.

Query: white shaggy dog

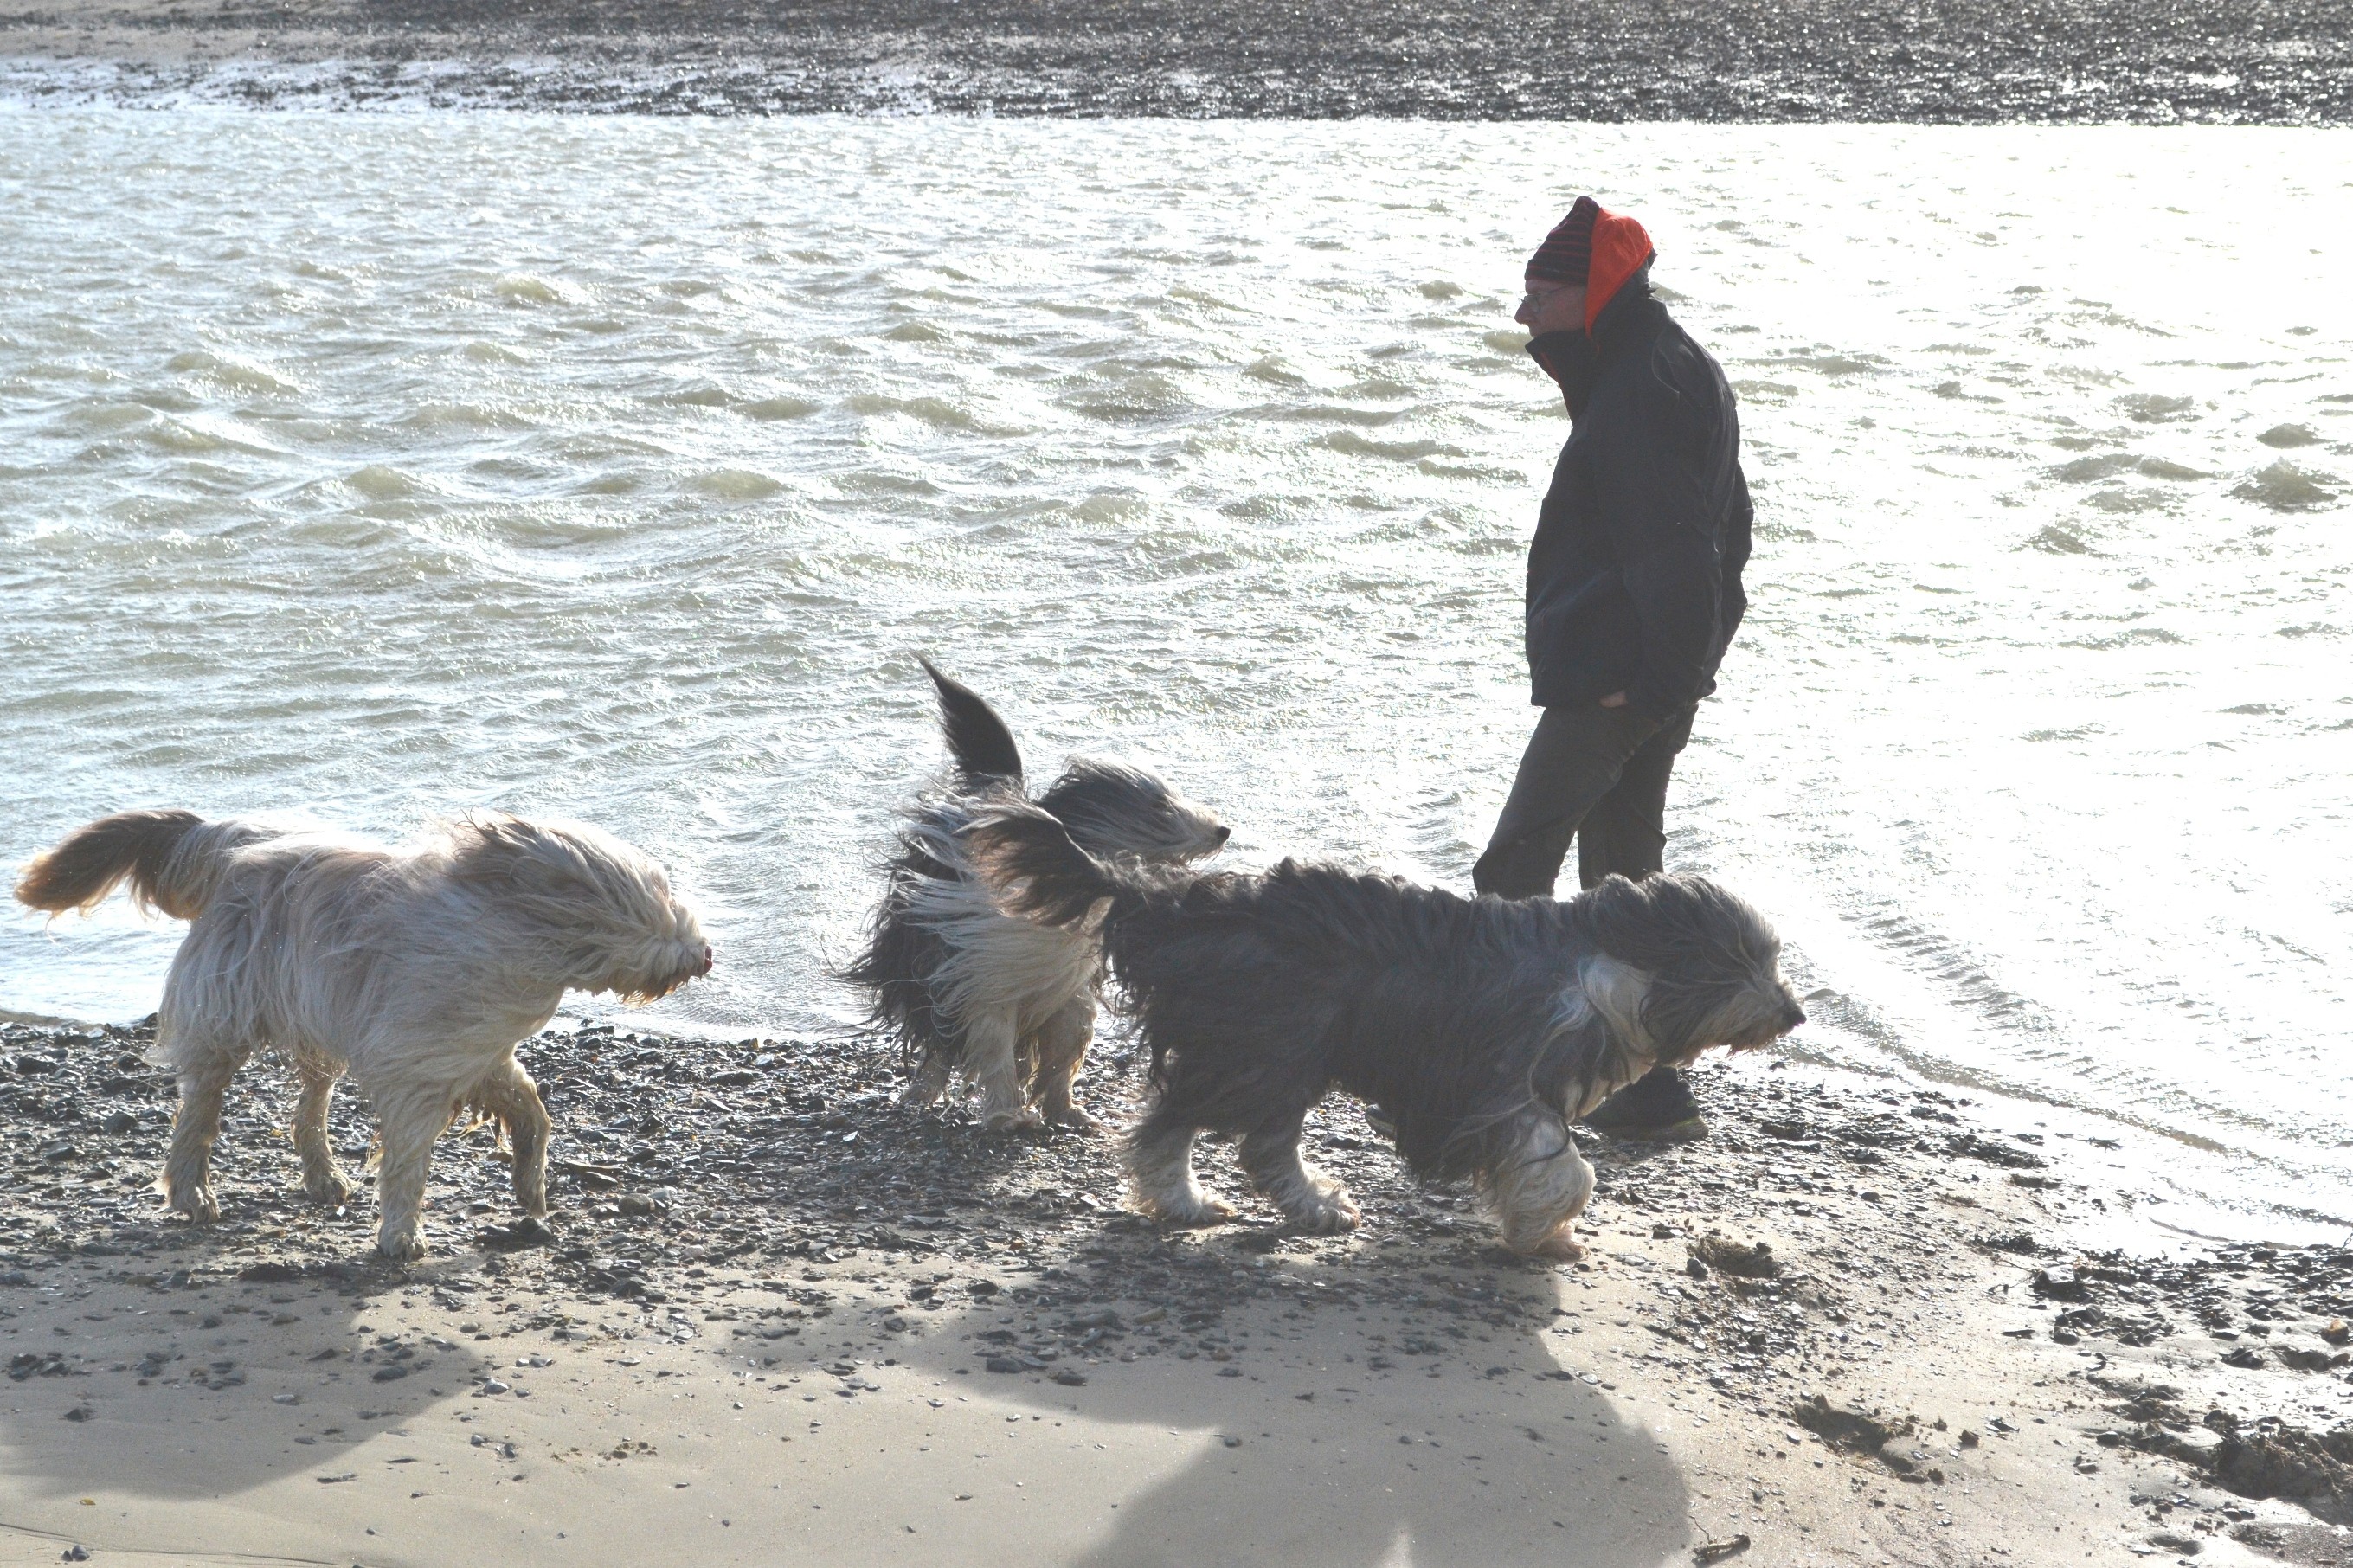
[15,808,711,1259]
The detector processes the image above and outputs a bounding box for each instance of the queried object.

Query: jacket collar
[1524,272,1662,421]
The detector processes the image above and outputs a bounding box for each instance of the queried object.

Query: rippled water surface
[3,112,2347,1233]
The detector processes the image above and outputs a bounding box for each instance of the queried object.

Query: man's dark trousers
[1472,703,1697,900]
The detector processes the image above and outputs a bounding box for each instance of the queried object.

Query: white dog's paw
[1046,1102,1103,1132]
[981,1105,1045,1134]
[376,1226,428,1262]
[303,1168,355,1206]
[166,1182,220,1224]
[1514,1224,1584,1262]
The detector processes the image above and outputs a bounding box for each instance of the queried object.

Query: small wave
[462,341,530,365]
[883,322,946,343]
[1771,352,1888,376]
[2233,460,2339,511]
[1067,492,1150,524]
[346,464,434,500]
[493,273,575,305]
[2049,453,2208,484]
[1273,403,1405,427]
[846,392,987,432]
[1057,374,1187,424]
[2084,487,2170,515]
[398,402,535,433]
[2022,524,2095,555]
[2257,423,2319,449]
[742,395,820,421]
[1166,285,1239,312]
[1323,431,1456,462]
[2116,392,2198,423]
[2051,454,2134,483]
[142,414,280,456]
[164,350,299,397]
[2062,627,2184,649]
[832,471,942,498]
[1417,459,1519,483]
[689,468,788,501]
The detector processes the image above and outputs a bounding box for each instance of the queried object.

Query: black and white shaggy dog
[15,808,711,1259]
[843,660,1229,1132]
[962,802,1804,1258]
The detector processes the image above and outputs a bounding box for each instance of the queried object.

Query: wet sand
[2,0,2350,119]
[5,1016,2352,1565]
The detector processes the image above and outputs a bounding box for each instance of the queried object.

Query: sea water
[2,111,2347,1235]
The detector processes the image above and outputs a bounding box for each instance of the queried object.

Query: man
[1478,195,1752,1141]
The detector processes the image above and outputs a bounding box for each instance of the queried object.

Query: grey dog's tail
[15,810,269,922]
[920,657,1025,790]
[961,798,1157,932]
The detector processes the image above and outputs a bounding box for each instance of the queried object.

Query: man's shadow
[894,1222,1693,1568]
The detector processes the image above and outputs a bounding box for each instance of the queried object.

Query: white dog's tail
[15,810,274,922]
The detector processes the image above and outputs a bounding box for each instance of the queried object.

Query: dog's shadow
[893,1224,1694,1568]
[0,1251,513,1505]
[1,1054,522,1507]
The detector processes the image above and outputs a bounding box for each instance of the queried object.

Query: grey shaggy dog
[963,800,1804,1257]
[15,808,711,1259]
[842,660,1228,1131]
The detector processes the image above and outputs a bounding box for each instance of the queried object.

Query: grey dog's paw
[982,1105,1045,1134]
[1289,1190,1361,1235]
[1150,1193,1238,1227]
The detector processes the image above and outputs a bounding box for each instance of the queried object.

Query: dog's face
[581,856,712,1004]
[1037,760,1229,865]
[1574,873,1805,1062]
[455,815,714,1003]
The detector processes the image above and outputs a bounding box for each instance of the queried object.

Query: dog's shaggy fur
[15,808,710,1259]
[963,801,1805,1257]
[842,660,1228,1131]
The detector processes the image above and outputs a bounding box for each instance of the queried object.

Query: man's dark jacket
[1522,280,1751,722]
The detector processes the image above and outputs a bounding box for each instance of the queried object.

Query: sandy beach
[2,0,2350,119]
[4,1015,2350,1565]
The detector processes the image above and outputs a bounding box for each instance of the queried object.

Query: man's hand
[1599,691,1629,709]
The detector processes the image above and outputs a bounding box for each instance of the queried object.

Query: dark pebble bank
[4,0,2350,121]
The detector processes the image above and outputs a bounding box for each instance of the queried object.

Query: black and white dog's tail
[920,657,1025,791]
[961,799,1165,934]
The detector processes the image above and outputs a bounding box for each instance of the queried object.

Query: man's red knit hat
[1527,196,1656,332]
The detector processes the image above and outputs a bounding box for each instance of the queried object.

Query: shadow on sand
[893,1221,1692,1568]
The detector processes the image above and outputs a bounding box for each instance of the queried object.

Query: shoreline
[2,0,2350,121]
[4,1016,2350,1565]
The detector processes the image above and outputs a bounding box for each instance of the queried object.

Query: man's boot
[1580,1065,1707,1141]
